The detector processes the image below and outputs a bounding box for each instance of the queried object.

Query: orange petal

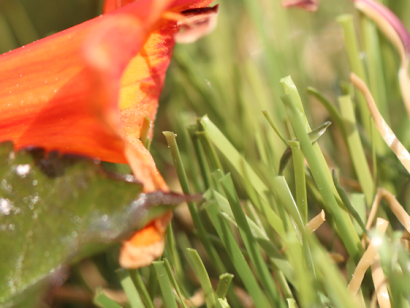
[0,0,214,269]
[119,212,173,268]
[0,0,212,190]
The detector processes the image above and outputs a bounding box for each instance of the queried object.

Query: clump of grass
[112,1,410,307]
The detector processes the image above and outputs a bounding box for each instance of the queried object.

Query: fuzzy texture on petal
[0,0,211,179]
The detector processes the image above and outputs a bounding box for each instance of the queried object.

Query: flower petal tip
[282,0,320,12]
[353,0,410,56]
[119,212,172,268]
[175,5,219,44]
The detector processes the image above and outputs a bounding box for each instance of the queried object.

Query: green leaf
[0,142,189,307]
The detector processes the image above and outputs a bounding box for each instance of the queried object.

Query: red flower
[0,0,214,267]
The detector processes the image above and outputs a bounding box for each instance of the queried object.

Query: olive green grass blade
[153,261,178,308]
[163,131,226,274]
[216,273,234,300]
[203,200,272,308]
[129,270,155,308]
[116,269,145,308]
[94,288,123,308]
[186,249,219,308]
[220,174,285,308]
[338,95,374,205]
[163,258,188,308]
[200,116,286,239]
[281,94,363,261]
[337,15,371,134]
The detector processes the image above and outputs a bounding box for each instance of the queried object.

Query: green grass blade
[129,270,155,308]
[281,76,361,242]
[204,200,272,308]
[200,116,286,239]
[94,288,123,308]
[262,110,288,146]
[153,261,178,308]
[187,124,213,190]
[281,94,363,261]
[163,258,188,308]
[338,95,374,205]
[306,87,347,141]
[284,234,319,308]
[337,14,371,134]
[163,131,226,274]
[220,174,285,308]
[332,171,369,237]
[115,269,145,308]
[218,298,231,308]
[309,238,361,308]
[216,273,234,299]
[186,249,218,308]
[289,141,307,224]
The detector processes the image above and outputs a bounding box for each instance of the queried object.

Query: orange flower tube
[0,0,213,267]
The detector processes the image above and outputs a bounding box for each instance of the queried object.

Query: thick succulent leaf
[0,142,184,307]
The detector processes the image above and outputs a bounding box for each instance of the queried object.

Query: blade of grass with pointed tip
[284,234,319,307]
[204,200,272,308]
[163,258,188,308]
[200,116,286,239]
[262,110,288,146]
[94,288,122,308]
[332,170,369,237]
[279,121,331,176]
[153,261,178,308]
[116,269,145,308]
[208,189,293,279]
[163,131,226,274]
[197,123,224,172]
[220,174,285,308]
[187,124,213,190]
[272,176,316,282]
[281,77,360,241]
[306,87,347,141]
[130,270,155,308]
[281,94,363,261]
[186,249,218,308]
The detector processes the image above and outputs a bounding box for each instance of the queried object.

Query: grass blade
[220,174,285,308]
[281,94,363,261]
[186,248,218,308]
[216,273,234,299]
[116,269,145,308]
[153,261,178,308]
